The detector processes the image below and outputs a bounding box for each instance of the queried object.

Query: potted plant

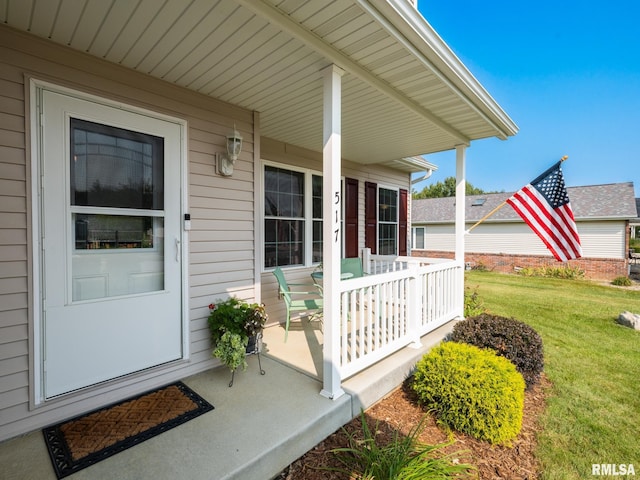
[207,297,268,375]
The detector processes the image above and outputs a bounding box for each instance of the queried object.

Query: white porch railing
[337,254,463,379]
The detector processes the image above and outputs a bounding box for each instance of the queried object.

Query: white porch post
[361,248,371,274]
[454,145,467,318]
[320,64,345,400]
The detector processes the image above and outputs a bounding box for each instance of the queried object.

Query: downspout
[411,167,435,185]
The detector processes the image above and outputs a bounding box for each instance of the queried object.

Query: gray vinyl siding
[465,224,553,256]
[0,25,256,441]
[418,221,627,259]
[576,222,627,258]
[0,50,29,438]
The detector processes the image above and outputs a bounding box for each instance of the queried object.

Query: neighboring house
[631,198,640,240]
[411,182,637,280]
[0,1,517,442]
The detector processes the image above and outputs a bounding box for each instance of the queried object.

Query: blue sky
[412,1,640,197]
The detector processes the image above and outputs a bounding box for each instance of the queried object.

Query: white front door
[39,88,184,399]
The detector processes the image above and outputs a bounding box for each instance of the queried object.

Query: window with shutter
[364,183,408,256]
[399,189,408,256]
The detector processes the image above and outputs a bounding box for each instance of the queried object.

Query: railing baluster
[367,285,373,353]
[341,292,348,365]
[350,291,357,360]
[337,256,463,379]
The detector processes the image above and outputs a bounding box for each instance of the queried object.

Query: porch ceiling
[2,0,518,169]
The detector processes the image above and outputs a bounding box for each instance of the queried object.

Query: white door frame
[29,79,189,404]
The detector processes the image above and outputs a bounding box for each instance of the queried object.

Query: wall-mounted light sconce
[216,125,243,176]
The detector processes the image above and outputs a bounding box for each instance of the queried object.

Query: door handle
[175,237,180,262]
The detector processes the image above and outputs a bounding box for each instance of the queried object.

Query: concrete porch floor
[0,320,454,480]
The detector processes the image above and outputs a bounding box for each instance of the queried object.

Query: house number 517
[334,191,340,243]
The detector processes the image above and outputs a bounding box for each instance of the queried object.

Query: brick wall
[412,250,629,281]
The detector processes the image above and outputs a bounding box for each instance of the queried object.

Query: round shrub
[450,313,544,388]
[612,276,632,286]
[412,342,525,445]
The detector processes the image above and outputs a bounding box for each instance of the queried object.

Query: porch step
[183,358,355,480]
[342,321,457,417]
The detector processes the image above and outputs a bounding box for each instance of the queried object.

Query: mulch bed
[278,373,551,480]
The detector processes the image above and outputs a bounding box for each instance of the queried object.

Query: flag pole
[465,155,568,234]
[465,201,508,233]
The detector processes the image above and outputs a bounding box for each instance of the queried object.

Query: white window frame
[377,185,399,255]
[412,226,426,250]
[261,161,350,269]
[262,161,323,270]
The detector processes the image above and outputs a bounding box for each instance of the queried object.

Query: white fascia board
[365,0,519,139]
[406,156,438,171]
[386,156,438,173]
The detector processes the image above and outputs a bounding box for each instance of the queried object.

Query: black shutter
[364,181,377,254]
[345,178,359,258]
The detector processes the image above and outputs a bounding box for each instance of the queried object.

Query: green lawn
[465,271,640,480]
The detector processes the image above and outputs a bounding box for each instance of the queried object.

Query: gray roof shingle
[412,182,637,224]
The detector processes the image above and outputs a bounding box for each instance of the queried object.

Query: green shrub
[611,276,632,286]
[329,411,475,479]
[516,265,584,279]
[412,342,525,445]
[463,284,486,317]
[450,313,544,388]
[515,266,535,276]
[470,261,488,272]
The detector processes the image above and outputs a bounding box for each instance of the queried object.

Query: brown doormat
[43,381,214,479]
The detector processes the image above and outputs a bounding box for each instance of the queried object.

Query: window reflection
[71,118,164,210]
[264,166,306,267]
[74,214,156,250]
[379,188,398,254]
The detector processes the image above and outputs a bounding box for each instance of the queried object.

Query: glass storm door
[40,90,183,398]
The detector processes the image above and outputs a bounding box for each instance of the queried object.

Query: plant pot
[246,332,262,355]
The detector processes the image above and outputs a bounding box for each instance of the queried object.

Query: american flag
[506,161,582,262]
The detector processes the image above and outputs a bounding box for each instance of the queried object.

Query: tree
[412,176,486,199]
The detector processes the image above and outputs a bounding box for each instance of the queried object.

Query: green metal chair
[340,257,370,313]
[272,267,323,342]
[340,257,365,278]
